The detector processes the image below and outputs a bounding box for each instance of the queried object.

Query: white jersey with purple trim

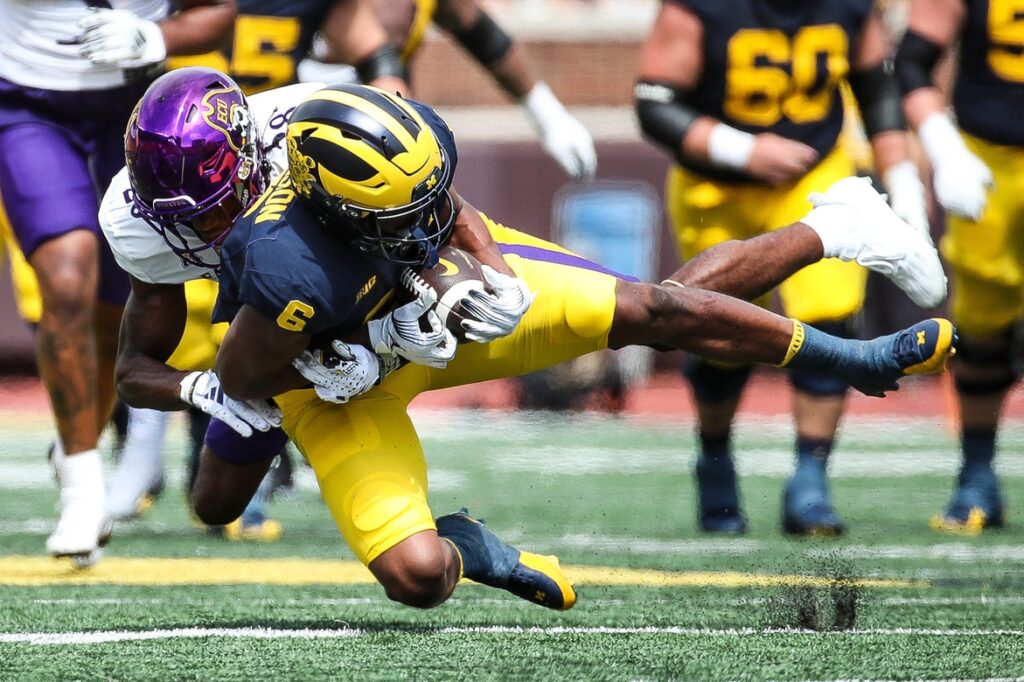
[99,81,324,285]
[0,0,169,91]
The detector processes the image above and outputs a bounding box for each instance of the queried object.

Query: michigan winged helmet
[285,84,455,266]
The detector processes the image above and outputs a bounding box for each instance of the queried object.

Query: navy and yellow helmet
[286,83,454,266]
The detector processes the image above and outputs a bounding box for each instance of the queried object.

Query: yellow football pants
[274,217,620,564]
[942,131,1024,337]
[665,145,866,323]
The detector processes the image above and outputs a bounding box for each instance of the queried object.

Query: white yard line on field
[2,626,1023,646]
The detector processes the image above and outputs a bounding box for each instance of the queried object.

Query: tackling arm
[115,277,193,411]
[446,190,516,277]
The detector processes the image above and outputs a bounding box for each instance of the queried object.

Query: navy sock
[796,436,833,470]
[961,429,996,468]
[698,431,731,462]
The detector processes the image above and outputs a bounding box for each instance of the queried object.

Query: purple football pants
[0,78,149,305]
[205,418,289,465]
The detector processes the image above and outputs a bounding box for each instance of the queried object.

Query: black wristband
[633,80,700,157]
[848,63,907,137]
[451,11,513,65]
[894,30,944,95]
[355,44,405,84]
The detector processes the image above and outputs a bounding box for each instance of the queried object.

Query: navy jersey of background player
[213,99,460,344]
[953,0,1024,147]
[169,0,335,94]
[668,0,873,180]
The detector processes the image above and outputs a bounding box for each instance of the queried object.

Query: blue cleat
[931,465,1005,534]
[435,509,576,610]
[695,456,747,534]
[824,318,957,397]
[782,460,845,537]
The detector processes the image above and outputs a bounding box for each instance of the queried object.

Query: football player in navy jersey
[896,0,1024,532]
[635,0,934,536]
[198,83,951,610]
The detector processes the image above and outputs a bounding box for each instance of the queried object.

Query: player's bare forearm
[161,0,237,55]
[667,225,822,301]
[609,280,794,364]
[903,88,947,129]
[115,280,193,411]
[448,194,515,276]
[216,305,311,401]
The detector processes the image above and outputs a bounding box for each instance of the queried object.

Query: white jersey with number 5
[99,81,324,285]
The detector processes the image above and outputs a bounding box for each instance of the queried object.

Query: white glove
[179,370,282,438]
[522,82,597,180]
[76,8,166,68]
[457,266,535,343]
[918,112,993,221]
[368,270,457,368]
[292,341,388,404]
[882,160,931,238]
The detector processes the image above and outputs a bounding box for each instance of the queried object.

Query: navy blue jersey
[952,0,1024,147]
[668,0,872,181]
[213,99,459,343]
[168,0,335,95]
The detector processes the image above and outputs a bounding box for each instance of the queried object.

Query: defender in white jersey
[0,0,236,562]
[100,70,319,527]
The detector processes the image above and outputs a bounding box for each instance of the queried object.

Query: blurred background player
[103,0,411,539]
[635,0,932,536]
[298,0,597,180]
[0,0,237,561]
[895,0,1019,532]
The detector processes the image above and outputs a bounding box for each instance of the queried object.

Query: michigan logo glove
[179,370,282,437]
[292,341,396,404]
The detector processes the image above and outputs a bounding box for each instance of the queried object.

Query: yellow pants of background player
[665,146,866,323]
[942,132,1024,337]
[273,217,620,565]
[0,199,42,324]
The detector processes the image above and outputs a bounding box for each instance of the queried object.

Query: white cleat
[46,448,109,559]
[804,176,948,309]
[106,408,168,521]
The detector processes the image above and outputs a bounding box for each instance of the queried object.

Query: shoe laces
[891,328,923,367]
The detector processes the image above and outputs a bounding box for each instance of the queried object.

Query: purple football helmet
[125,67,266,271]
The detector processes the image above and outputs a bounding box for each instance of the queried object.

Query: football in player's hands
[410,246,494,342]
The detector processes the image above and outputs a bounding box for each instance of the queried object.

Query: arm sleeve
[847,63,907,137]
